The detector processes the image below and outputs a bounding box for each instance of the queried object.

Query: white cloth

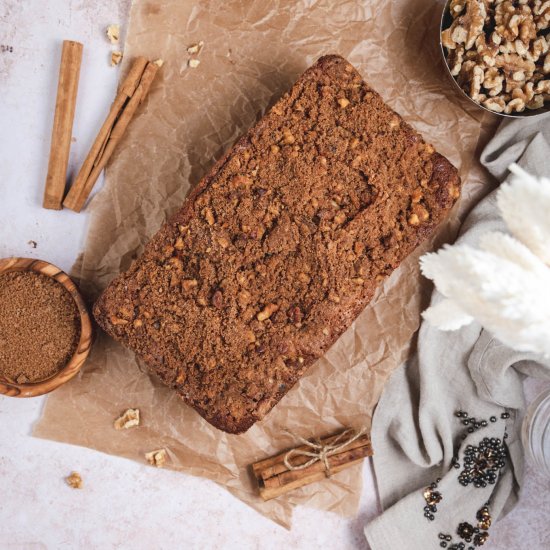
[364,112,550,550]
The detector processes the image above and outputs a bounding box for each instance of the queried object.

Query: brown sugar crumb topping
[0,271,80,384]
[94,55,460,434]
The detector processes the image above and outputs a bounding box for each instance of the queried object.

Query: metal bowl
[440,0,550,118]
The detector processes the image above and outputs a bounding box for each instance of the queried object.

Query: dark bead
[463,419,470,425]
[431,482,437,489]
[490,416,497,422]
[446,536,452,541]
[429,514,435,520]
[437,477,442,483]
[468,427,474,433]
[481,420,488,427]
[440,534,446,540]
[441,543,447,548]
[455,411,463,418]
[501,412,510,419]
[504,433,508,439]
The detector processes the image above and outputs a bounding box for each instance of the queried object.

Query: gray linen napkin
[364,112,550,550]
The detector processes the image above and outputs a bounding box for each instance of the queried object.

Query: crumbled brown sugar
[0,271,80,383]
[94,55,460,434]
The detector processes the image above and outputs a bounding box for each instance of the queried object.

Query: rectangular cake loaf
[94,55,461,434]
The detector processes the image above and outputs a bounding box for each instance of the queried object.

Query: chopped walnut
[505,97,526,112]
[257,303,279,321]
[111,51,123,66]
[337,97,350,108]
[145,449,167,468]
[66,471,83,489]
[202,207,215,225]
[483,96,506,111]
[106,24,120,44]
[187,41,204,54]
[443,0,549,112]
[114,408,140,430]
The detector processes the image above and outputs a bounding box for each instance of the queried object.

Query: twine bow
[283,427,368,478]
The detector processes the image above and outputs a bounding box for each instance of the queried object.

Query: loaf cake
[94,55,461,434]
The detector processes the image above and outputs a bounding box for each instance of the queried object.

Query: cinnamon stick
[251,430,373,501]
[63,57,159,212]
[43,40,83,210]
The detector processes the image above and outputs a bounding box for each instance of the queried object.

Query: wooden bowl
[0,257,92,397]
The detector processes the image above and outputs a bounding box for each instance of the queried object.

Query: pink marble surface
[0,1,548,548]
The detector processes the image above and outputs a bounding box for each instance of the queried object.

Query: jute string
[283,427,369,478]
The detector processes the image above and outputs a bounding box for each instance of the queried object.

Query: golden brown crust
[94,55,461,434]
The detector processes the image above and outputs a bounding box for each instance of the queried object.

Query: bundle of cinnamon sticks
[251,429,373,501]
[43,40,162,212]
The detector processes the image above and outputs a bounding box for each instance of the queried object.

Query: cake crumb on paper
[114,408,140,430]
[153,58,164,68]
[66,471,83,489]
[27,240,37,248]
[106,24,120,44]
[111,51,123,66]
[188,58,200,69]
[145,448,167,468]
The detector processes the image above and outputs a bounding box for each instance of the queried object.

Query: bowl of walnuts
[440,0,550,117]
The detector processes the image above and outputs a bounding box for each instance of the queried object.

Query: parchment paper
[34,0,497,528]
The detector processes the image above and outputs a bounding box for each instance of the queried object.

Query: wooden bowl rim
[0,257,92,398]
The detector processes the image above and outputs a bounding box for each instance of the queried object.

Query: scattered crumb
[111,51,123,66]
[114,408,140,430]
[153,58,164,68]
[188,59,200,69]
[27,240,37,248]
[187,41,204,54]
[145,448,167,468]
[106,24,120,44]
[66,471,83,489]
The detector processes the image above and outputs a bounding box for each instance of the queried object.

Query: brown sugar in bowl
[0,257,92,397]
